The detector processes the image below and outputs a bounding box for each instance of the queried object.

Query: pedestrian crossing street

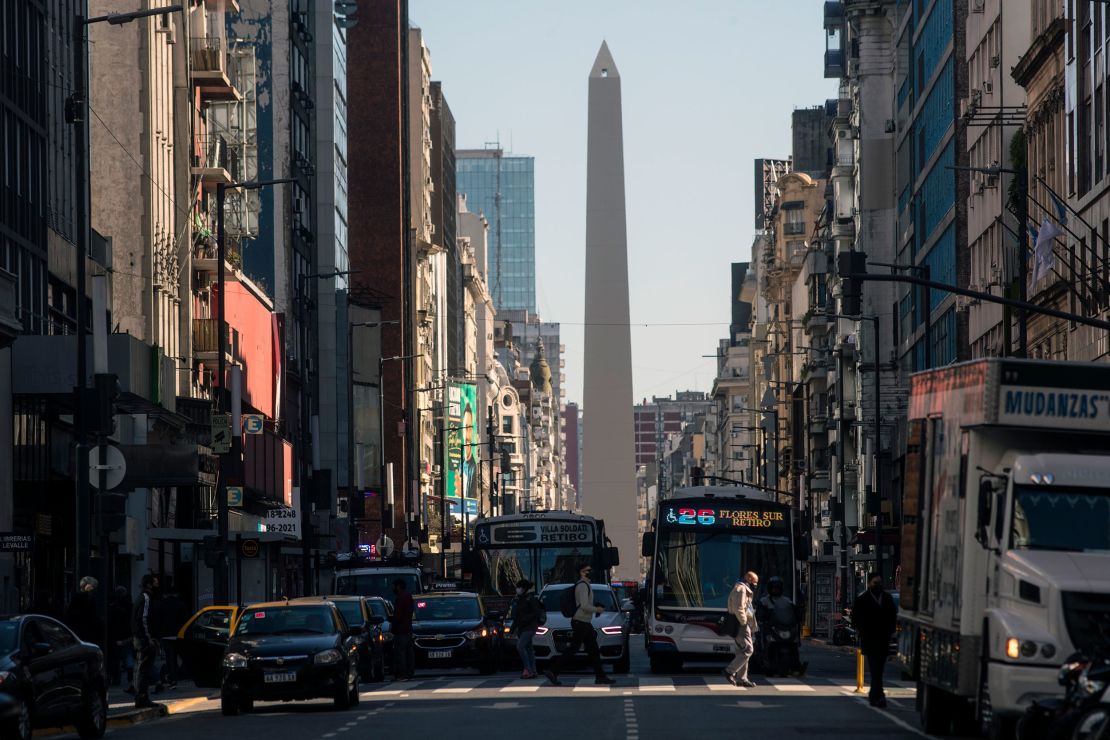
[359,674,917,701]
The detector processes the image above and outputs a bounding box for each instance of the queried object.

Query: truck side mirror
[605,546,620,568]
[993,490,1006,544]
[641,533,653,558]
[976,478,993,547]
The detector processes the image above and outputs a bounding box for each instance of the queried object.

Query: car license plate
[263,672,297,683]
[713,644,732,653]
[429,650,452,659]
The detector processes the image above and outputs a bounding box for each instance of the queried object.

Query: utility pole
[487,406,496,516]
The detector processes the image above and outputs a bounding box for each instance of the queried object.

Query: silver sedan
[532,584,630,674]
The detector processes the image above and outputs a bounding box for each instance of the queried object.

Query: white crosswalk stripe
[571,678,611,693]
[767,678,816,692]
[635,678,675,692]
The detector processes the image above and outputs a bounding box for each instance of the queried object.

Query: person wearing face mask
[851,573,898,708]
[724,571,760,687]
[509,579,544,678]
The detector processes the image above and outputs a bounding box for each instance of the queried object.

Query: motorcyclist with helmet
[756,576,807,677]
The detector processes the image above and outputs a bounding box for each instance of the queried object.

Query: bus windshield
[653,529,793,610]
[476,544,598,596]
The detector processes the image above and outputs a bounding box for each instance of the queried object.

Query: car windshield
[0,621,18,652]
[414,597,481,621]
[334,572,421,603]
[1012,485,1110,551]
[653,530,793,610]
[541,587,618,612]
[367,600,389,619]
[235,606,337,636]
[333,601,364,628]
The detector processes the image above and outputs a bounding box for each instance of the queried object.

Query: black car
[364,597,394,668]
[220,601,360,715]
[0,615,107,740]
[412,593,502,674]
[293,596,386,683]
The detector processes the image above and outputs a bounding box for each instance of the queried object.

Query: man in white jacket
[544,564,615,686]
[725,571,760,687]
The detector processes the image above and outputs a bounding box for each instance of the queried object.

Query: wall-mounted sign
[242,414,264,434]
[227,486,244,507]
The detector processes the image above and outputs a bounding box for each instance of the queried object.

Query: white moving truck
[898,358,1110,737]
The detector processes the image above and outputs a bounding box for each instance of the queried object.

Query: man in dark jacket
[852,572,898,708]
[131,574,160,708]
[510,579,544,678]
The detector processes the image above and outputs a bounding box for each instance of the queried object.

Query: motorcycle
[1017,652,1110,740]
[757,594,807,677]
[831,608,856,646]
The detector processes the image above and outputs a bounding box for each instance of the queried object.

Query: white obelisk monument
[582,42,637,578]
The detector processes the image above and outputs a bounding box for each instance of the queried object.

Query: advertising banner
[445,383,479,518]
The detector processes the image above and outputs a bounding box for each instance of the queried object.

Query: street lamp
[69,2,183,644]
[347,320,400,553]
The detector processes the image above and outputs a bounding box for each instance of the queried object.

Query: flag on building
[1032,218,1064,284]
[1049,191,1069,227]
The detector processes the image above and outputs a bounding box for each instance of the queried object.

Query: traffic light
[837,251,868,316]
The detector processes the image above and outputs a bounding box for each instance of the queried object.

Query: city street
[47,643,939,740]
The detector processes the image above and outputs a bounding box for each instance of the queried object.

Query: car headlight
[600,626,624,635]
[314,649,342,665]
[535,627,549,636]
[1079,675,1108,698]
[464,628,489,640]
[222,652,248,669]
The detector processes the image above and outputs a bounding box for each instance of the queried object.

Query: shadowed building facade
[581,42,637,578]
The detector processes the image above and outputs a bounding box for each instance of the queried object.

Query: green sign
[445,383,479,515]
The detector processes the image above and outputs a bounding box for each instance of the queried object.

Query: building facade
[456,149,536,313]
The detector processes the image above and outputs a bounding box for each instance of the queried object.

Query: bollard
[855,649,866,693]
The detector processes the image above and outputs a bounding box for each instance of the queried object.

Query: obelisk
[582,42,637,578]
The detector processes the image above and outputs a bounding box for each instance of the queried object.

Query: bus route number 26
[674,508,715,526]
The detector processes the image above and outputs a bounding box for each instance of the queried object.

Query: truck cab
[978,454,1110,725]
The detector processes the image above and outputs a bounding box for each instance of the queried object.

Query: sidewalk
[33,682,215,739]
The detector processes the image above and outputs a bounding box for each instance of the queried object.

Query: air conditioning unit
[990,55,1001,68]
[884,119,896,134]
[986,172,999,188]
[984,80,994,94]
[971,0,985,12]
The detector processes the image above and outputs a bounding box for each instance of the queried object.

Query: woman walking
[511,579,544,679]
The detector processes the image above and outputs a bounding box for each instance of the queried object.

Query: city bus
[468,510,619,612]
[641,487,796,673]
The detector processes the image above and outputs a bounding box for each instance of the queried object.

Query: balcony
[191,134,237,192]
[190,36,241,101]
[824,48,845,79]
[192,318,233,364]
[823,1,844,31]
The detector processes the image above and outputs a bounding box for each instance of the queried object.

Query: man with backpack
[544,564,615,686]
[510,579,544,679]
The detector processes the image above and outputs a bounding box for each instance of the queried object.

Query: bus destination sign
[661,504,788,531]
[477,520,594,545]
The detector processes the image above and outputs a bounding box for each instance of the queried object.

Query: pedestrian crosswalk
[359,675,916,700]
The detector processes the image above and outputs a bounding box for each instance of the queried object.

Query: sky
[410,0,836,406]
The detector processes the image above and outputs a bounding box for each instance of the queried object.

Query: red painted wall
[212,282,276,418]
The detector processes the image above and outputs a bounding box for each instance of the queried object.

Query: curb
[32,703,170,739]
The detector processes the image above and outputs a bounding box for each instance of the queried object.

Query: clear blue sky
[410,0,835,406]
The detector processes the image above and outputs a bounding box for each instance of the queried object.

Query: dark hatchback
[412,593,502,674]
[0,615,106,740]
[292,596,387,683]
[220,601,359,715]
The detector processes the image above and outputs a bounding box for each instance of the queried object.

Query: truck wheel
[919,682,949,735]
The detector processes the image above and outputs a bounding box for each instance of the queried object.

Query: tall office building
[893,0,969,369]
[581,41,636,578]
[456,149,536,312]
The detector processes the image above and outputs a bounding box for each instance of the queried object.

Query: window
[502,416,513,434]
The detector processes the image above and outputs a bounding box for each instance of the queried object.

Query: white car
[533,584,630,674]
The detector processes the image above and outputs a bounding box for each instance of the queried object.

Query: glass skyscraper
[456,149,536,312]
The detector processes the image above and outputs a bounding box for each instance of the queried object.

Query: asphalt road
[65,641,941,740]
